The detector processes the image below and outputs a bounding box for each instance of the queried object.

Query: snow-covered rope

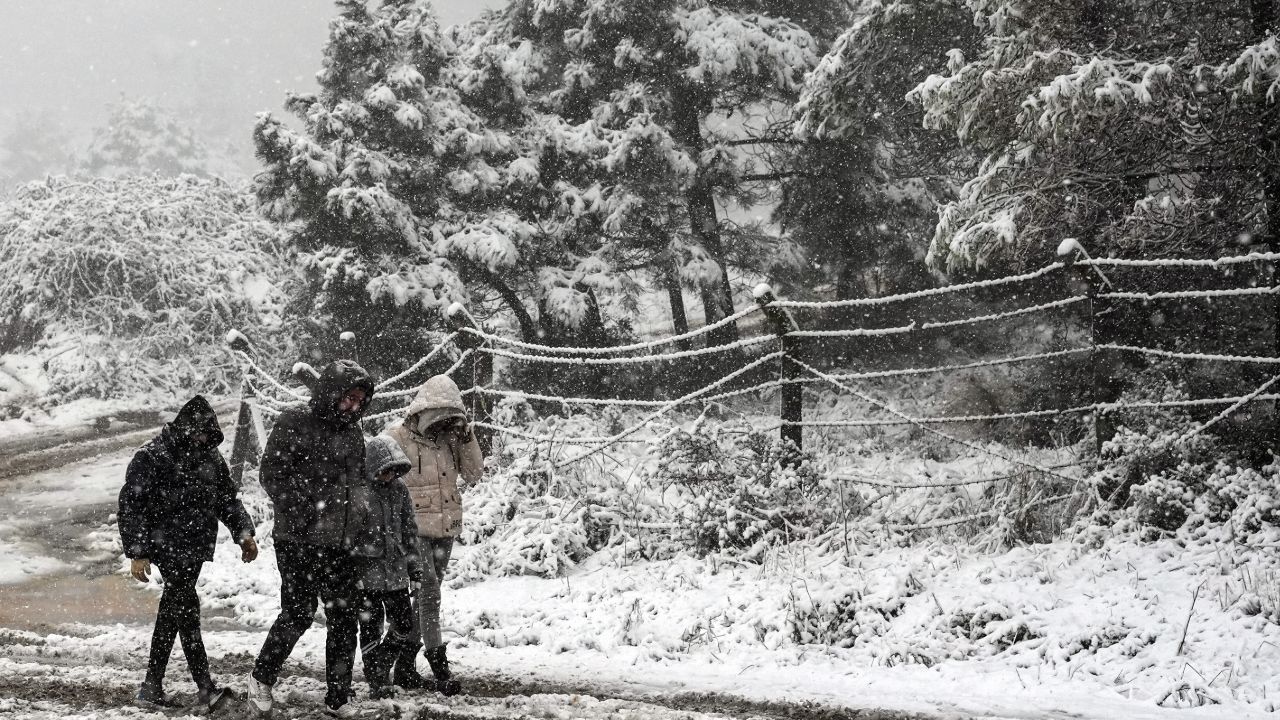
[470,421,649,445]
[1165,374,1280,449]
[1103,394,1280,412]
[475,387,674,408]
[360,349,476,424]
[884,492,1075,531]
[479,335,773,366]
[791,356,1079,483]
[789,392,1280,426]
[1100,286,1280,301]
[1098,344,1280,365]
[244,380,294,408]
[459,305,761,355]
[821,348,1092,382]
[234,351,309,402]
[786,323,917,338]
[787,405,1094,426]
[443,348,472,376]
[1079,251,1280,268]
[832,462,1080,489]
[552,351,786,468]
[773,262,1066,309]
[919,296,1087,330]
[246,402,282,418]
[375,333,459,389]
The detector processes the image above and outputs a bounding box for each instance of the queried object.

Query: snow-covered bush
[648,421,848,561]
[0,175,294,408]
[454,447,625,580]
[787,573,920,648]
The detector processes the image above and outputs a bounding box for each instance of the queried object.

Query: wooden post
[753,284,802,457]
[1058,239,1109,455]
[446,303,495,454]
[225,330,259,486]
[228,380,258,486]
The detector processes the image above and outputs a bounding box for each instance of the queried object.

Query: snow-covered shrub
[647,421,847,561]
[787,573,920,648]
[0,175,294,407]
[942,602,1041,656]
[453,445,626,580]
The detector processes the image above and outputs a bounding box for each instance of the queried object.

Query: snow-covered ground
[1,415,1277,719]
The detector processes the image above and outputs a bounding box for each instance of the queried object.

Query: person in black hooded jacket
[118,394,259,711]
[248,359,376,718]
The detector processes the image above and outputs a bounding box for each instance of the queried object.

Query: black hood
[310,359,377,425]
[164,395,223,449]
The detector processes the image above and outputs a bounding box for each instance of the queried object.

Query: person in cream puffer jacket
[385,374,483,696]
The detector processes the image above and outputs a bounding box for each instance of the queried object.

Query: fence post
[225,330,259,486]
[1058,239,1110,456]
[446,303,495,454]
[753,284,802,457]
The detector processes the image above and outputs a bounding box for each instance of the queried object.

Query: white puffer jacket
[385,375,484,538]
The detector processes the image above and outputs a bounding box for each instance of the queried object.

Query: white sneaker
[246,674,274,713]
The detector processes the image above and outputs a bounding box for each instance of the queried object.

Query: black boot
[425,644,461,697]
[364,643,397,699]
[391,645,435,691]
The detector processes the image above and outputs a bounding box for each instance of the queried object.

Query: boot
[391,645,435,691]
[425,644,461,697]
[363,643,396,699]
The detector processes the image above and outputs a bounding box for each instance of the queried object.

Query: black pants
[358,588,416,683]
[144,560,212,691]
[252,542,359,707]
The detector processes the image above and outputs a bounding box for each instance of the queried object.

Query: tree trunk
[1253,0,1280,463]
[662,260,692,351]
[672,88,739,344]
[475,265,539,343]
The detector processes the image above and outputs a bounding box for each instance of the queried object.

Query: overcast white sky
[0,0,501,173]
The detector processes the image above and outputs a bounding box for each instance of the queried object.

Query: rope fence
[224,244,1278,536]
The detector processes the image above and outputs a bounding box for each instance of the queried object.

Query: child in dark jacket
[354,435,429,698]
[118,395,258,711]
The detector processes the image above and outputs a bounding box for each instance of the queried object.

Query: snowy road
[0,444,936,720]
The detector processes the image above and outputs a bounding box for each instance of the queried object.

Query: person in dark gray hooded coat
[118,394,258,712]
[353,434,423,698]
[247,359,375,718]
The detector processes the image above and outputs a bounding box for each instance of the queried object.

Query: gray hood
[365,434,411,483]
[404,374,467,432]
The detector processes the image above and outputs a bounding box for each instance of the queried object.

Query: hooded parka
[118,395,254,565]
[259,359,375,550]
[354,435,420,592]
[386,375,483,538]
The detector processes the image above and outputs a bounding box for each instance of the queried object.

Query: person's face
[377,468,398,484]
[337,387,367,416]
[190,431,210,447]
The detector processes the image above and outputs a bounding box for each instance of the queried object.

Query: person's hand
[240,536,259,563]
[130,558,152,583]
[450,419,473,442]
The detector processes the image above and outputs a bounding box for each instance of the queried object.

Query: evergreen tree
[788,0,978,302]
[498,0,821,340]
[79,98,211,177]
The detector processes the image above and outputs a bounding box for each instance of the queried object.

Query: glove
[240,536,259,563]
[130,558,152,583]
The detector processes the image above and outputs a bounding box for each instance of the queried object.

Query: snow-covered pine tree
[253,0,462,367]
[498,0,821,341]
[788,0,978,303]
[906,0,1277,459]
[78,98,212,177]
[255,0,643,374]
[909,0,1272,275]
